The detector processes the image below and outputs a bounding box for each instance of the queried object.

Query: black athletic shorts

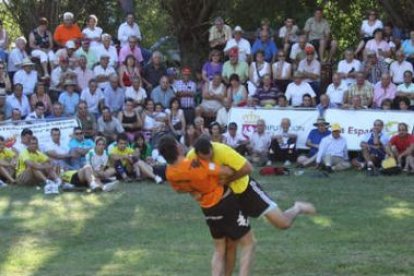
[202,189,250,240]
[235,178,278,218]
[70,173,87,187]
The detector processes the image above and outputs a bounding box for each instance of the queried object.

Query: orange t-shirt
[166,158,224,208]
[53,24,82,46]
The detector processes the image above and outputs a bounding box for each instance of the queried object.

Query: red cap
[181,66,192,75]
[229,47,239,57]
[305,45,315,55]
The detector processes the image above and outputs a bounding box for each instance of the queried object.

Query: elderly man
[75,101,97,139]
[298,46,321,96]
[326,72,348,106]
[215,98,232,130]
[396,70,414,107]
[269,118,297,166]
[95,33,118,68]
[222,48,249,84]
[93,54,116,91]
[117,13,142,47]
[48,102,66,119]
[209,16,232,50]
[224,26,251,62]
[103,74,125,114]
[373,73,397,108]
[44,128,72,170]
[389,50,413,85]
[53,12,82,48]
[74,38,98,70]
[74,55,94,91]
[252,30,278,63]
[317,94,337,116]
[247,119,272,166]
[386,122,414,168]
[118,35,143,65]
[13,58,37,96]
[54,40,77,68]
[142,51,167,91]
[5,84,30,118]
[361,50,389,84]
[151,75,175,109]
[285,71,316,107]
[289,35,316,69]
[80,79,104,117]
[58,79,80,116]
[343,72,374,108]
[7,37,29,79]
[337,49,362,87]
[97,106,125,144]
[316,123,350,172]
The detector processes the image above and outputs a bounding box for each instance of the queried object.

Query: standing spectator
[103,74,125,114]
[117,13,142,47]
[227,74,248,107]
[68,127,95,169]
[223,122,248,155]
[316,123,350,172]
[396,70,414,107]
[297,46,321,96]
[362,50,389,84]
[76,101,96,139]
[5,84,30,118]
[364,28,391,59]
[93,54,116,91]
[216,98,232,130]
[326,73,348,106]
[53,12,82,48]
[389,50,413,85]
[197,73,225,119]
[82,15,103,49]
[29,17,54,78]
[222,48,249,84]
[13,58,38,96]
[224,26,251,62]
[355,10,383,57]
[175,67,197,124]
[247,50,271,96]
[285,72,316,107]
[125,76,147,108]
[80,79,104,117]
[74,38,98,70]
[7,37,29,80]
[343,72,374,108]
[75,55,94,91]
[269,118,297,166]
[337,49,362,87]
[251,30,278,63]
[272,50,292,93]
[151,76,175,109]
[119,54,140,88]
[208,16,232,50]
[98,106,125,143]
[386,122,414,168]
[304,8,337,62]
[30,82,52,115]
[247,119,272,166]
[95,34,118,68]
[201,50,223,83]
[0,19,9,62]
[278,17,300,54]
[373,73,397,108]
[142,51,166,92]
[118,35,143,65]
[58,79,80,115]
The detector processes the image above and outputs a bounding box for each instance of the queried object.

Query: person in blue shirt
[68,126,95,169]
[103,74,125,114]
[251,30,278,63]
[58,79,80,116]
[297,117,331,167]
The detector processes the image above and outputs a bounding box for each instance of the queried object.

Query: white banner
[229,108,414,151]
[0,118,79,149]
[324,109,414,150]
[228,108,320,149]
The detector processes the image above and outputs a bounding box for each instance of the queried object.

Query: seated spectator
[0,136,17,185]
[289,35,316,69]
[343,72,374,108]
[223,122,248,155]
[151,76,175,109]
[119,54,140,88]
[80,79,104,117]
[95,33,118,68]
[75,101,96,139]
[364,28,391,59]
[373,73,397,108]
[68,127,95,169]
[355,10,383,57]
[86,136,116,181]
[317,94,337,116]
[13,58,38,96]
[326,73,348,106]
[223,26,251,62]
[7,108,22,123]
[194,116,209,136]
[103,74,125,114]
[132,133,152,164]
[58,79,80,116]
[301,93,315,108]
[118,98,142,141]
[386,122,414,168]
[269,118,297,166]
[352,120,389,170]
[30,81,52,116]
[227,74,248,107]
[44,128,72,170]
[197,73,225,119]
[48,102,66,119]
[337,49,362,87]
[316,123,350,172]
[201,50,223,83]
[390,50,413,85]
[255,18,274,40]
[216,98,232,130]
[208,16,232,50]
[74,55,94,91]
[6,83,30,118]
[142,51,166,91]
[125,76,147,108]
[362,50,389,84]
[222,48,249,84]
[13,128,32,153]
[297,46,321,96]
[16,136,61,187]
[380,98,393,110]
[7,37,29,79]
[304,8,337,62]
[209,121,224,143]
[297,118,331,167]
[175,67,197,124]
[343,95,367,110]
[93,54,116,91]
[276,94,289,108]
[396,96,411,110]
[252,30,278,63]
[253,74,279,107]
[118,35,143,65]
[278,17,299,54]
[165,97,186,139]
[117,13,142,47]
[285,72,316,107]
[247,50,271,96]
[272,50,292,93]
[247,119,272,166]
[97,106,125,144]
[396,70,414,107]
[26,101,46,122]
[82,14,103,49]
[54,40,77,68]
[53,12,82,48]
[75,38,98,70]
[179,124,200,152]
[29,17,55,78]
[402,30,414,64]
[0,61,11,94]
[50,56,76,93]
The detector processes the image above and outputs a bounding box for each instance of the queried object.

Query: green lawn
[0,170,413,275]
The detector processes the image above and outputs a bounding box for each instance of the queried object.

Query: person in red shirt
[387,122,414,168]
[53,12,82,48]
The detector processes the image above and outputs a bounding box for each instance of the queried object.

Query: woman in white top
[82,15,103,49]
[197,73,226,117]
[86,137,116,180]
[125,76,147,109]
[247,50,270,96]
[355,10,383,56]
[272,50,292,93]
[165,97,186,139]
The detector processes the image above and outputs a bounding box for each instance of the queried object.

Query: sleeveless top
[32,28,50,49]
[201,81,225,111]
[232,85,245,106]
[121,111,140,132]
[250,61,270,85]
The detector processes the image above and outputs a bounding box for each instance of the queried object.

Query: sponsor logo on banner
[240,111,261,139]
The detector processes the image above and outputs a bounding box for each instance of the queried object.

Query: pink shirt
[74,67,94,91]
[365,39,391,58]
[118,45,143,65]
[373,81,397,107]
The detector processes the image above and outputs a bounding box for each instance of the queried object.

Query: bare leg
[0,166,16,183]
[31,168,49,183]
[137,160,156,180]
[319,39,326,62]
[264,202,316,229]
[328,40,337,62]
[133,162,141,179]
[41,62,49,77]
[238,231,256,276]
[224,238,237,276]
[78,166,102,187]
[355,40,365,56]
[212,238,226,276]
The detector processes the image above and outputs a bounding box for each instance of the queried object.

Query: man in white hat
[224,26,251,62]
[54,40,77,67]
[58,79,80,116]
[13,58,38,96]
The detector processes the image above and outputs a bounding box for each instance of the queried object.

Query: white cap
[65,40,76,49]
[234,26,243,32]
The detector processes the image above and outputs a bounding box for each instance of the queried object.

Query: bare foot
[294,201,316,215]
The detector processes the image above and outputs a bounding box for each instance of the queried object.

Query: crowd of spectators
[0,7,413,192]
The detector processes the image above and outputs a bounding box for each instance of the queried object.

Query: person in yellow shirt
[0,136,17,186]
[16,136,61,187]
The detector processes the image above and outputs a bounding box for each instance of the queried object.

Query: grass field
[1,170,413,276]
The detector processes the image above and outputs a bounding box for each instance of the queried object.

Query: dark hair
[373,28,383,36]
[228,122,238,129]
[21,128,33,136]
[116,133,129,142]
[30,136,38,143]
[184,123,200,148]
[194,136,213,155]
[278,94,287,101]
[158,135,179,164]
[35,101,45,109]
[51,128,60,134]
[169,97,180,109]
[229,73,240,83]
[123,54,136,66]
[0,136,4,142]
[302,93,312,99]
[102,106,110,113]
[73,126,82,133]
[397,96,410,108]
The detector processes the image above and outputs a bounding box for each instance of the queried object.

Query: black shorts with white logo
[235,178,278,218]
[202,190,250,240]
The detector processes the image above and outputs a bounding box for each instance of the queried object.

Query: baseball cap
[234,26,243,32]
[331,123,342,132]
[181,66,192,75]
[65,40,76,49]
[229,47,238,57]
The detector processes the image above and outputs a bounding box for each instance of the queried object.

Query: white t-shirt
[272,61,292,79]
[43,141,70,156]
[82,27,103,48]
[389,61,413,84]
[224,38,251,62]
[285,82,316,106]
[86,148,109,171]
[250,132,272,153]
[326,82,348,105]
[125,86,147,103]
[297,59,321,83]
[397,82,414,105]
[223,132,246,148]
[337,59,362,87]
[80,88,105,114]
[94,45,119,68]
[360,19,383,38]
[93,65,116,90]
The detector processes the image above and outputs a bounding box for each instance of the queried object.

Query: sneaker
[266,160,272,166]
[55,178,62,187]
[283,160,292,167]
[44,181,59,195]
[61,182,75,191]
[102,180,119,192]
[0,180,7,188]
[154,175,163,184]
[90,181,102,192]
